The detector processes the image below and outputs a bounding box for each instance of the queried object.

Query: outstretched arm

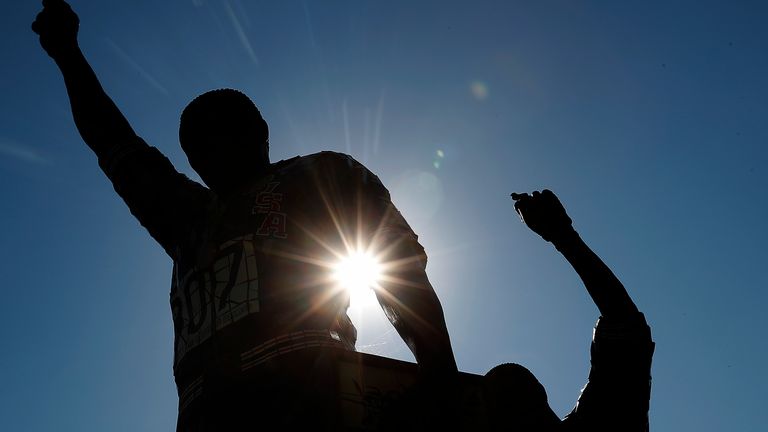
[33,0,136,154]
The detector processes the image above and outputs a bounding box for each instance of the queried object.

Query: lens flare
[470,81,488,100]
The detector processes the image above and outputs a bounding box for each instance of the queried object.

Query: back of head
[484,363,560,430]
[179,89,269,191]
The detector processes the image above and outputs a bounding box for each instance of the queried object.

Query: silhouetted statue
[33,1,456,430]
[483,190,655,431]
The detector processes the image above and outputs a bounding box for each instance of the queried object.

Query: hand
[511,189,574,243]
[32,0,80,60]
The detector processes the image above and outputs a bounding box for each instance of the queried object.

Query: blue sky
[2,1,767,430]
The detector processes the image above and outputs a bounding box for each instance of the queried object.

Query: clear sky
[2,1,767,430]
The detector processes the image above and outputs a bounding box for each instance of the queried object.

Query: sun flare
[333,250,382,307]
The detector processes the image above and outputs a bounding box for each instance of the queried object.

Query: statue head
[179,89,269,193]
[484,363,561,430]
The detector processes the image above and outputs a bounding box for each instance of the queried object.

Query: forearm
[552,229,639,318]
[54,47,136,155]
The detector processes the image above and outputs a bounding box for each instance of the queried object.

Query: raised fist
[31,0,80,60]
[511,189,574,243]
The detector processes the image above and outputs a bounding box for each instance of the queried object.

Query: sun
[333,250,382,307]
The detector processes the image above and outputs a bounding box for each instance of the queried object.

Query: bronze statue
[33,1,456,429]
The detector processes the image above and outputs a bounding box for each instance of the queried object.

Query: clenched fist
[32,0,80,60]
[511,189,575,243]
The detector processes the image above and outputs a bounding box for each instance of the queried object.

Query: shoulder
[274,151,378,179]
[277,152,391,201]
[299,151,365,170]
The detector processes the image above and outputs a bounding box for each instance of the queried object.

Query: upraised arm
[511,189,638,318]
[32,0,137,155]
[33,0,209,258]
[512,189,653,431]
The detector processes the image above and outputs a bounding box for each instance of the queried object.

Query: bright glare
[334,251,382,305]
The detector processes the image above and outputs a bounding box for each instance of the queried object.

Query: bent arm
[375,233,457,374]
[335,154,457,374]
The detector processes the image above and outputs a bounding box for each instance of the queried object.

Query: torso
[169,153,359,393]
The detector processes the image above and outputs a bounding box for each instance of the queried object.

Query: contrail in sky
[372,91,385,156]
[279,99,308,153]
[0,139,49,165]
[223,0,259,65]
[302,0,318,49]
[105,39,169,95]
[342,99,352,154]
[303,0,335,122]
[231,0,252,28]
[363,107,371,163]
